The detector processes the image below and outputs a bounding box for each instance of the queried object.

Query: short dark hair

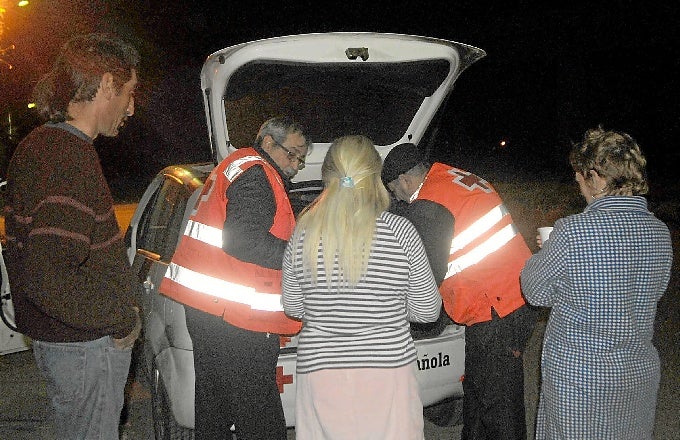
[32,33,140,122]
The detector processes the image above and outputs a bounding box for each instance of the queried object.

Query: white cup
[537,227,554,243]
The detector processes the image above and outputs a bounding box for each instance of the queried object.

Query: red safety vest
[417,163,531,326]
[159,148,302,335]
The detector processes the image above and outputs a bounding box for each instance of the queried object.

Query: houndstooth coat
[520,196,672,439]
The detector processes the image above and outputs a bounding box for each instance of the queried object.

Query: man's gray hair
[254,117,312,153]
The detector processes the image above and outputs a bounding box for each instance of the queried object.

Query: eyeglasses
[272,139,306,170]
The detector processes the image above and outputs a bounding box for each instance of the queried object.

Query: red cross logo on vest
[279,335,292,348]
[276,366,294,393]
[449,168,492,193]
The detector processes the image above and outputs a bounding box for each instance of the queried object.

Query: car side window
[136,176,190,261]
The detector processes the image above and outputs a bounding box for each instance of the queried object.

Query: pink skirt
[294,363,425,440]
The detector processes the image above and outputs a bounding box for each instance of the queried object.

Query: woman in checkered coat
[520,127,673,439]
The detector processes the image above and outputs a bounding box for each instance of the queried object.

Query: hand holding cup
[537,226,553,248]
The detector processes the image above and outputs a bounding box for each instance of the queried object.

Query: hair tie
[340,176,355,188]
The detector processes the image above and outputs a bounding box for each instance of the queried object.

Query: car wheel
[150,365,194,440]
[423,397,464,427]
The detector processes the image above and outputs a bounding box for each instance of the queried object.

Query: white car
[125,32,485,438]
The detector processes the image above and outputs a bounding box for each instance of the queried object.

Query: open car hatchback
[125,32,485,437]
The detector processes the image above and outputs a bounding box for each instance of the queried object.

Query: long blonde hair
[293,135,390,286]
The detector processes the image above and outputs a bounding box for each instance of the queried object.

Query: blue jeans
[33,336,132,440]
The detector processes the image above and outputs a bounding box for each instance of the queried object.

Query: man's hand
[113,307,141,350]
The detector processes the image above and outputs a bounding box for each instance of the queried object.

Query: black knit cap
[381,142,426,185]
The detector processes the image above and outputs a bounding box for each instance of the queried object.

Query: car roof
[200,32,485,182]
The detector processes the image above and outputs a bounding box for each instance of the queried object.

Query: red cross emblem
[276,366,294,394]
[448,168,492,193]
[279,335,292,348]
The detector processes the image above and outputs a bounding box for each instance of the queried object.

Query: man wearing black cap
[382,143,537,440]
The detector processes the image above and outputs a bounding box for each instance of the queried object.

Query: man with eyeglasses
[268,137,307,176]
[161,117,311,439]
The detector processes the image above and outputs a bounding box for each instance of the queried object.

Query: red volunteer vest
[417,163,531,326]
[159,148,302,335]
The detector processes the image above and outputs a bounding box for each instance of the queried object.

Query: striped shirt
[282,211,441,373]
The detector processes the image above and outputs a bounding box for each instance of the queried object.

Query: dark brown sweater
[4,123,138,342]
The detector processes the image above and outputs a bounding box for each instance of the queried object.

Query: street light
[0,0,29,69]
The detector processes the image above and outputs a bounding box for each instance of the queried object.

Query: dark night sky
[1,1,679,197]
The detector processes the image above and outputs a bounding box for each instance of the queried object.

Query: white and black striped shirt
[282,211,441,373]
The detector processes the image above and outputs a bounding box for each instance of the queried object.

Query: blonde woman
[282,135,442,439]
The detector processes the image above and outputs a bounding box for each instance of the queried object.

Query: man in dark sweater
[4,33,141,440]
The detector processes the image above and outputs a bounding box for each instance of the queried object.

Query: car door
[130,174,193,316]
[127,172,200,429]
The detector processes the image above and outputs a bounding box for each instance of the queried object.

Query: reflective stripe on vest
[184,219,222,248]
[172,218,286,310]
[158,147,300,334]
[445,205,519,278]
[225,156,262,182]
[165,261,284,312]
[450,204,508,253]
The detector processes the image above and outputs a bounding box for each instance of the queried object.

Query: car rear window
[223,59,450,147]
